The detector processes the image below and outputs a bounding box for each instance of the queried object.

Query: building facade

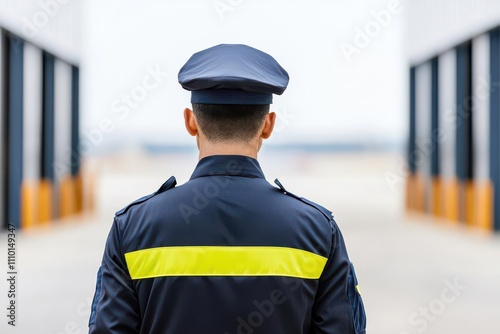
[0,0,86,229]
[406,0,500,231]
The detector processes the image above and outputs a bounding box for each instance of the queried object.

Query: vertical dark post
[490,29,500,231]
[71,66,80,177]
[71,65,82,213]
[430,57,441,216]
[0,31,6,229]
[409,67,417,174]
[40,52,55,222]
[41,52,55,182]
[7,35,24,229]
[455,42,474,223]
[407,67,417,211]
[431,57,440,178]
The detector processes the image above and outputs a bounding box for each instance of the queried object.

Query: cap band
[191,89,273,105]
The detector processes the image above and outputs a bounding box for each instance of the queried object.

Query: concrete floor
[1,151,499,334]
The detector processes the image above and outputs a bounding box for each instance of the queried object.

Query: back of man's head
[192,104,270,143]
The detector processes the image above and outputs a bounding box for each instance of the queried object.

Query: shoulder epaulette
[115,176,177,216]
[274,178,334,222]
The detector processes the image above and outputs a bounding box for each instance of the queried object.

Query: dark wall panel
[41,52,55,181]
[0,31,6,229]
[431,57,440,177]
[7,35,24,229]
[490,29,500,231]
[409,67,417,173]
[71,66,80,176]
[455,42,474,181]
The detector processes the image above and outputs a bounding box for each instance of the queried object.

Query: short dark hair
[192,104,270,143]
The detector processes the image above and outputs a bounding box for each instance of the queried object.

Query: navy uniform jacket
[89,155,366,334]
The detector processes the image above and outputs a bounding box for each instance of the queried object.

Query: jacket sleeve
[88,218,141,334]
[310,220,366,334]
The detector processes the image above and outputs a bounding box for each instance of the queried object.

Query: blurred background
[0,0,499,333]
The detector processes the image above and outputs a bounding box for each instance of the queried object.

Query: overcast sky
[81,0,407,149]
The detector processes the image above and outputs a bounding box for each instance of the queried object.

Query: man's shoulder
[273,178,334,223]
[115,176,177,217]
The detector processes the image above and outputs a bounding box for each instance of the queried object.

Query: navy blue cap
[178,44,289,105]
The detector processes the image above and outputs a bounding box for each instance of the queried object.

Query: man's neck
[198,140,260,160]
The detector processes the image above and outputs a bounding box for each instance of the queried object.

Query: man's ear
[260,112,276,139]
[184,108,198,136]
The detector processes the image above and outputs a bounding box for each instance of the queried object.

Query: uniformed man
[88,44,366,334]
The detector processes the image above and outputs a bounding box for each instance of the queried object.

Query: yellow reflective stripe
[356,285,361,295]
[125,246,328,280]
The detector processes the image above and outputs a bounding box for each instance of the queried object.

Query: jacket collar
[190,155,265,180]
